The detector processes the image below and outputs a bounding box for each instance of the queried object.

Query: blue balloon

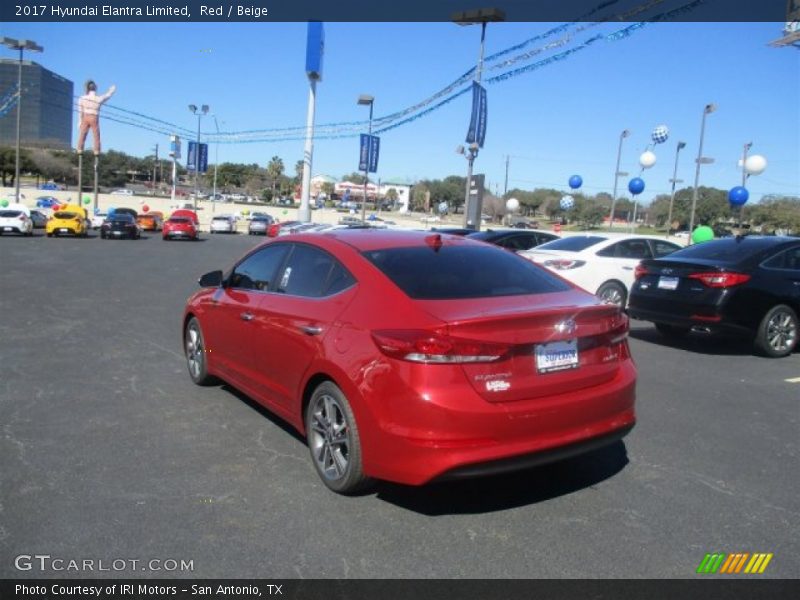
[568,175,583,190]
[728,186,749,207]
[108,207,116,216]
[628,177,645,195]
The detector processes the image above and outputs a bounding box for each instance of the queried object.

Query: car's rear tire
[305,381,372,495]
[655,323,691,338]
[184,317,217,385]
[754,304,798,358]
[596,281,627,308]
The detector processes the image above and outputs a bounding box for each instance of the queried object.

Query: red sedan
[163,216,199,241]
[183,230,636,493]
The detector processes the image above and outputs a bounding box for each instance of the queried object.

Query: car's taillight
[542,259,586,270]
[634,263,649,280]
[688,272,751,288]
[372,330,510,364]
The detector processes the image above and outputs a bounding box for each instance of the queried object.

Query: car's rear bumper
[628,306,752,337]
[359,360,637,485]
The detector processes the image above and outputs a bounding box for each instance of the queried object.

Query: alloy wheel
[308,393,351,481]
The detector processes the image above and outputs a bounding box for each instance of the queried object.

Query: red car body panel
[184,231,636,485]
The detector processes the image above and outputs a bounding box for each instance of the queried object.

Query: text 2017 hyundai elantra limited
[183,230,636,494]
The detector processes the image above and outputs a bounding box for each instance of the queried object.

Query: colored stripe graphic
[698,552,773,574]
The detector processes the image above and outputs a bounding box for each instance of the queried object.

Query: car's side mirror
[198,270,223,288]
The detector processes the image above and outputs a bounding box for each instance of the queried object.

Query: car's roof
[302,228,484,252]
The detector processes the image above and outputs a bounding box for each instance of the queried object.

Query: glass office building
[0,59,73,150]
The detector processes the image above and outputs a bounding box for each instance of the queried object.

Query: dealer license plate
[60,228,68,233]
[3,227,11,232]
[536,339,579,374]
[658,276,679,290]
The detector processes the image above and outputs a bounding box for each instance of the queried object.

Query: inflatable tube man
[77,80,116,155]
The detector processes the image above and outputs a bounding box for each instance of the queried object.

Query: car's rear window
[213,216,230,221]
[169,217,190,224]
[54,212,77,219]
[363,245,571,299]
[668,237,785,263]
[534,236,607,252]
[0,210,22,217]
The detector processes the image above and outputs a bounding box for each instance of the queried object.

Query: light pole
[608,129,630,228]
[666,141,686,236]
[453,7,505,230]
[358,94,374,223]
[688,103,716,240]
[188,104,208,210]
[1,37,43,203]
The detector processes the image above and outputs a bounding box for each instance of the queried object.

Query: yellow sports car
[46,204,89,238]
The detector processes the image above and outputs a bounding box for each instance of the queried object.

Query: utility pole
[503,155,510,197]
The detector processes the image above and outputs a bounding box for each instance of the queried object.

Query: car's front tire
[305,381,371,495]
[754,304,798,358]
[184,317,217,385]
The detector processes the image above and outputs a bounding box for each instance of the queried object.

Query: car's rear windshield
[213,216,230,221]
[54,211,77,219]
[169,217,190,223]
[113,215,133,222]
[362,245,571,299]
[534,236,607,252]
[0,210,22,217]
[668,237,785,263]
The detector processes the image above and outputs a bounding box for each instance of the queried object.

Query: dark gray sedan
[248,215,275,235]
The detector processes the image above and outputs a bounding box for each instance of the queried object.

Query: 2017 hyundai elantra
[183,230,636,493]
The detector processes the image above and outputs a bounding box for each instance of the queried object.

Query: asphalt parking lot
[1,230,798,579]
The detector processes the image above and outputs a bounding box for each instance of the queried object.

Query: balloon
[639,151,657,169]
[651,125,669,144]
[692,226,714,244]
[83,197,91,205]
[0,199,8,207]
[505,197,520,212]
[728,186,749,207]
[139,199,145,205]
[108,207,116,216]
[744,155,767,176]
[568,175,583,189]
[282,209,288,215]
[560,195,574,210]
[142,204,150,213]
[628,177,645,195]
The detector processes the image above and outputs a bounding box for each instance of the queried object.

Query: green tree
[266,156,285,196]
[0,146,35,187]
[341,172,367,185]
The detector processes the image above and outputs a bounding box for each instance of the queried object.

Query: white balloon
[744,154,767,176]
[639,151,657,169]
[505,197,519,212]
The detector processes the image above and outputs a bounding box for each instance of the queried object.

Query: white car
[111,189,133,196]
[91,211,107,229]
[0,204,33,236]
[210,215,236,234]
[519,234,683,307]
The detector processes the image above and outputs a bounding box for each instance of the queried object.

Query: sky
[2,17,799,204]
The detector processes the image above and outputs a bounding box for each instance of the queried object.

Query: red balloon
[143,204,150,213]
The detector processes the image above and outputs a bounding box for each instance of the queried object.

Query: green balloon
[83,196,91,205]
[282,209,288,215]
[0,199,8,207]
[692,225,714,244]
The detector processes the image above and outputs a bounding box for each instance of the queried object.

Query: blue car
[36,196,59,208]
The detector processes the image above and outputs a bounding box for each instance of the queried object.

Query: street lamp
[1,37,43,203]
[453,7,505,231]
[688,103,716,240]
[188,103,209,210]
[608,129,630,228]
[357,94,374,223]
[666,141,687,236]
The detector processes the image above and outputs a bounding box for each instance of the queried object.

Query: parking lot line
[785,377,800,383]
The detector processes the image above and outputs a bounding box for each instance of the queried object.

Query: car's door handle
[622,266,634,271]
[240,312,254,321]
[299,325,323,336]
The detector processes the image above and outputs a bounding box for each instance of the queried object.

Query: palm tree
[266,156,284,198]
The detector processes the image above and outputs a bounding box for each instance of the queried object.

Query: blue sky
[2,19,798,203]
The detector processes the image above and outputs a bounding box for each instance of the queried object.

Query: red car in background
[266,220,300,237]
[163,216,199,241]
[183,230,636,494]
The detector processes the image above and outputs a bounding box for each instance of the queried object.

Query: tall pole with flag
[300,22,324,224]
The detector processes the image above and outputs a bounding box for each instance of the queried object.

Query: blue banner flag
[465,82,488,148]
[187,141,197,171]
[198,143,209,173]
[359,134,380,173]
